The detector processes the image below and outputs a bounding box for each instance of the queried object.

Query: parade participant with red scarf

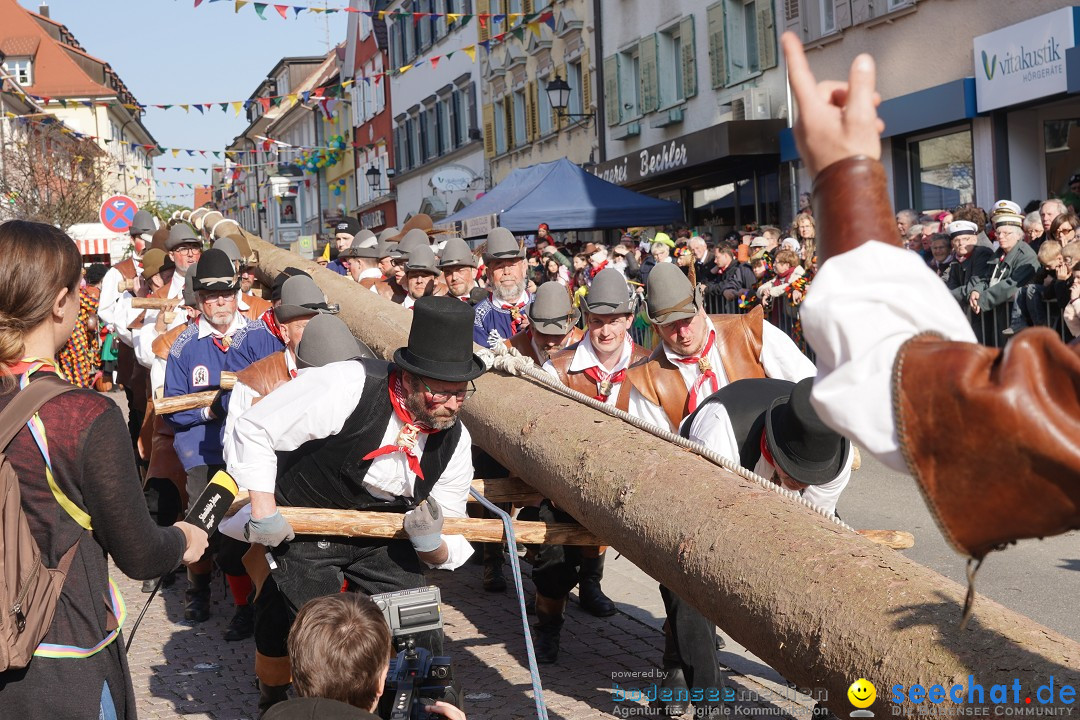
[473,228,533,345]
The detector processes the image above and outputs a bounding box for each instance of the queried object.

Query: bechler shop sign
[973,7,1080,113]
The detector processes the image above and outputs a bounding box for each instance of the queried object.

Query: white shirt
[402,294,417,309]
[800,241,976,473]
[135,272,187,370]
[222,349,298,470]
[684,401,851,516]
[98,262,142,346]
[228,360,474,570]
[542,333,634,406]
[627,317,817,431]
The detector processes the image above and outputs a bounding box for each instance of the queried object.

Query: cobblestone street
[118,554,818,720]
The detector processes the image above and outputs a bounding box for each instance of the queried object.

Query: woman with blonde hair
[791,211,818,271]
[0,220,207,719]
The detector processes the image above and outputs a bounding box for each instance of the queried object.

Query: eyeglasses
[1059,226,1075,236]
[173,246,202,256]
[418,377,477,403]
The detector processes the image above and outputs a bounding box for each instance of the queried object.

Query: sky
[18,0,348,206]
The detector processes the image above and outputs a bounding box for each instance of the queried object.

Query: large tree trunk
[250,238,1080,716]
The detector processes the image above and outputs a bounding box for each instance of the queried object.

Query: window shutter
[756,0,777,70]
[706,3,726,89]
[680,15,697,99]
[581,50,592,114]
[524,0,534,13]
[603,54,620,126]
[527,81,539,142]
[505,99,515,150]
[784,0,804,39]
[477,0,490,43]
[482,102,495,157]
[555,63,567,130]
[638,35,658,114]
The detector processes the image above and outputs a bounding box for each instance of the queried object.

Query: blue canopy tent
[441,158,682,237]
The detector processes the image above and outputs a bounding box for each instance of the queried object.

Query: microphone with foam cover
[184,470,239,536]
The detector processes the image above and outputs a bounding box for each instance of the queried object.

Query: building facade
[387,0,484,221]
[346,0,398,233]
[590,0,787,235]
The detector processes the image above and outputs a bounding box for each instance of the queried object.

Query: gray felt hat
[390,229,431,259]
[276,275,335,322]
[524,281,579,335]
[295,314,373,369]
[582,268,635,315]
[166,223,201,251]
[438,237,478,269]
[483,227,524,262]
[212,236,243,265]
[404,244,440,275]
[377,226,400,243]
[129,209,156,236]
[645,262,701,325]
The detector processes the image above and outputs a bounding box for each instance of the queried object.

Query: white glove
[403,497,444,553]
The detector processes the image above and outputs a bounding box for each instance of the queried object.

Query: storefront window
[909,128,974,211]
[1044,119,1080,198]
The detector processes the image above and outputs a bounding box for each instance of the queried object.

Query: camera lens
[431,665,448,680]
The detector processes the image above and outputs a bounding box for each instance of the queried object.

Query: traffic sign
[99,195,139,233]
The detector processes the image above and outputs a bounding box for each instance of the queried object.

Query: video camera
[372,586,462,720]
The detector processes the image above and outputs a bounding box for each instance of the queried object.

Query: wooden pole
[248,237,1080,716]
[153,373,237,414]
[131,297,178,310]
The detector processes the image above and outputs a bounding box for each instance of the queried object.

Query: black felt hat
[393,296,486,382]
[271,267,311,302]
[192,248,239,292]
[765,378,849,486]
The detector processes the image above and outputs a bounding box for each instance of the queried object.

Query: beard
[491,277,526,303]
[403,389,458,430]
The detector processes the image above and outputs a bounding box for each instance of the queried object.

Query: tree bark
[248,238,1080,715]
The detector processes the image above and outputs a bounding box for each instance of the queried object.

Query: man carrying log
[505,281,583,365]
[164,248,254,637]
[221,314,372,716]
[227,297,486,658]
[624,263,817,716]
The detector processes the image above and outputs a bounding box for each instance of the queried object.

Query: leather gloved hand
[245,511,295,547]
[208,389,227,420]
[403,497,444,553]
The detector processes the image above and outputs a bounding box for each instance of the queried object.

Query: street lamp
[545,74,593,125]
[366,165,389,193]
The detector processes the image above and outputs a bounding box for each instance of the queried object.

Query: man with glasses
[228,297,486,658]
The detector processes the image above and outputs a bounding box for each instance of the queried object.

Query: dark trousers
[185,464,248,574]
[270,536,442,655]
[522,500,585,598]
[659,585,722,694]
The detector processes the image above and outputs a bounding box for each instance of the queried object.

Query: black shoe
[533,595,566,664]
[141,578,160,593]
[483,560,507,592]
[578,554,617,617]
[659,667,690,717]
[258,681,290,718]
[224,604,255,641]
[184,572,212,623]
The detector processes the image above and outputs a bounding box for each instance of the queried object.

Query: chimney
[38,4,49,18]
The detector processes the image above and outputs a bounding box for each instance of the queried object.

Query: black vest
[276,358,463,512]
[680,378,794,470]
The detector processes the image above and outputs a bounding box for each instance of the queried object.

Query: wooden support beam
[132,297,178,310]
[153,373,237,414]
[470,477,543,504]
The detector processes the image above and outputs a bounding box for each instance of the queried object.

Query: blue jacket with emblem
[224,318,285,373]
[473,294,533,346]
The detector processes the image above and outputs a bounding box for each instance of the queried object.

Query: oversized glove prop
[245,511,295,547]
[403,497,444,553]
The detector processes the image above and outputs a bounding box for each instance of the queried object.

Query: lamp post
[545,74,594,126]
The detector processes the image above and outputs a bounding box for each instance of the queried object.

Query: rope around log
[477,335,856,534]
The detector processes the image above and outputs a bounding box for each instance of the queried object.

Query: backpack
[0,375,79,671]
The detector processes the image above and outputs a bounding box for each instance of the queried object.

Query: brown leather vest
[242,294,272,322]
[505,327,584,365]
[151,323,190,361]
[234,351,291,399]
[625,306,766,429]
[114,257,137,281]
[547,339,650,412]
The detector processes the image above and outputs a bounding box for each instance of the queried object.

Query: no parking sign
[99,195,139,233]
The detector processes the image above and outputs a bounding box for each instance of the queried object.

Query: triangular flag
[254,3,268,19]
[194,104,205,114]
[447,13,461,23]
[235,0,248,12]
[528,21,541,38]
[195,0,205,6]
[512,26,525,41]
[293,6,303,16]
[478,15,487,29]
[231,101,243,115]
[397,64,413,75]
[180,104,190,112]
[172,149,180,158]
[274,4,288,18]
[429,56,441,70]
[219,102,228,112]
[463,45,476,61]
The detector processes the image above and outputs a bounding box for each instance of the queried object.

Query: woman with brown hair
[0,220,207,719]
[791,211,818,272]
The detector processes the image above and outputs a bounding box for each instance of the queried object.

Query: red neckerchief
[582,366,626,402]
[773,266,795,283]
[212,336,231,353]
[588,260,608,279]
[260,308,284,343]
[760,430,776,469]
[6,359,56,376]
[671,330,718,413]
[493,294,527,334]
[360,370,436,479]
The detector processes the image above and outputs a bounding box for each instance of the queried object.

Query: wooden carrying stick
[152,372,238,414]
[131,297,178,310]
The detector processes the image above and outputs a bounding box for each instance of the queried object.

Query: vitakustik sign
[973,7,1080,113]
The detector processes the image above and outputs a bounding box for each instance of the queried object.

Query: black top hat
[765,378,849,486]
[393,296,487,382]
[192,248,239,292]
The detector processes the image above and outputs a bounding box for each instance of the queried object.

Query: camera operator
[265,593,465,720]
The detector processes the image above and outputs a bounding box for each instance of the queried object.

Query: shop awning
[73,236,112,255]
[440,158,682,237]
[66,223,126,259]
